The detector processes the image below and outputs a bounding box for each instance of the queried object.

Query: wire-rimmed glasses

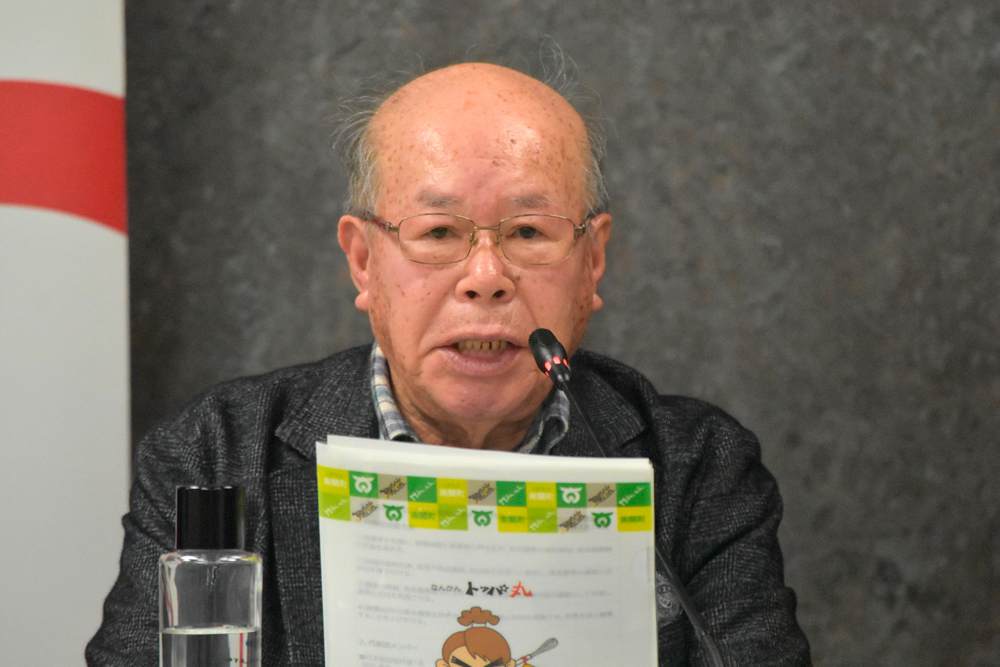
[365,212,590,266]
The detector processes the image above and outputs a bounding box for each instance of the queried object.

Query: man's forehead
[380,63,572,114]
[371,63,587,156]
[411,188,558,213]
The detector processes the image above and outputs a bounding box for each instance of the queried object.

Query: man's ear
[587,212,612,312]
[338,215,372,312]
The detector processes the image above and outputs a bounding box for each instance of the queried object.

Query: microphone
[528,328,571,388]
[527,328,727,667]
[528,328,607,458]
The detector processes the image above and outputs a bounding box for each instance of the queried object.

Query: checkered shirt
[369,343,569,453]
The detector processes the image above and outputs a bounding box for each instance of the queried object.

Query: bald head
[374,63,586,144]
[334,60,614,450]
[337,62,608,218]
[370,64,589,217]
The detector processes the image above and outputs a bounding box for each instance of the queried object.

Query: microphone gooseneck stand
[528,328,728,667]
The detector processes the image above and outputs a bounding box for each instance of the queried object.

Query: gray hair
[332,45,610,220]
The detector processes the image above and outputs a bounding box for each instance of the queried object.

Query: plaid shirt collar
[369,342,569,454]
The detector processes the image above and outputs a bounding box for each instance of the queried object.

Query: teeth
[456,340,509,354]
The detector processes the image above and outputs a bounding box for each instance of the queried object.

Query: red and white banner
[0,2,129,663]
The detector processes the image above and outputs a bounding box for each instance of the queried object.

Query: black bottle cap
[175,486,246,550]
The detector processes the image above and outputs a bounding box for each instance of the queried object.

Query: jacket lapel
[267,350,378,665]
[551,361,647,458]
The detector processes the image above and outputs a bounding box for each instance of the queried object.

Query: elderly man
[88,63,811,666]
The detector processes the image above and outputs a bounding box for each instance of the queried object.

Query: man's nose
[456,229,515,300]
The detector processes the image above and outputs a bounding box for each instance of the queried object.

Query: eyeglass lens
[397,214,578,265]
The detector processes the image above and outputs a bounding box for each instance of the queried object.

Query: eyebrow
[484,659,506,667]
[415,190,459,208]
[449,658,473,667]
[511,193,553,209]
[413,190,554,211]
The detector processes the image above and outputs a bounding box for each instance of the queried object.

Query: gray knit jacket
[87,345,811,666]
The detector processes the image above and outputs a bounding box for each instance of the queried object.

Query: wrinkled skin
[339,63,611,450]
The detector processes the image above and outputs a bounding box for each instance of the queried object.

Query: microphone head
[528,328,571,387]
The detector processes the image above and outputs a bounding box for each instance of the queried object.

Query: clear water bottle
[159,486,262,667]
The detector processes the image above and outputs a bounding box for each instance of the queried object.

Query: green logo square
[349,471,378,498]
[438,504,468,531]
[527,507,557,533]
[407,476,437,503]
[556,483,586,507]
[616,482,651,507]
[318,491,350,520]
[496,481,526,507]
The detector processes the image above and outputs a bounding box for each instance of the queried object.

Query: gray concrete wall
[126,2,1000,665]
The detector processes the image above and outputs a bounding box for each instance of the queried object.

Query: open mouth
[454,340,510,354]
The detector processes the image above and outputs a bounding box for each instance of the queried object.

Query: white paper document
[316,435,657,667]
